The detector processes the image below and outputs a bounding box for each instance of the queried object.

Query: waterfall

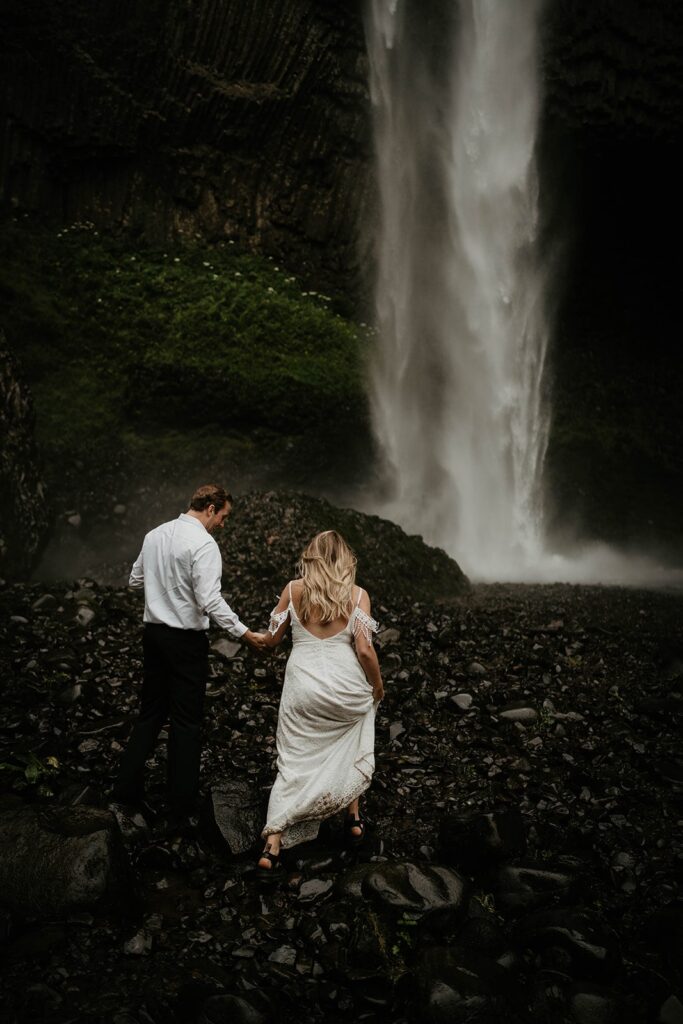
[365,0,550,581]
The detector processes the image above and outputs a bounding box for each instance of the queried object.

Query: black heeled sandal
[344,812,366,848]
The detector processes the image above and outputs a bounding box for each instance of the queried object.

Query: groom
[112,484,264,823]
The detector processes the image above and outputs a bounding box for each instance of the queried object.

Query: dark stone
[438,809,527,871]
[644,902,683,971]
[0,802,131,918]
[198,994,266,1024]
[220,492,469,607]
[412,947,515,1024]
[513,908,620,980]
[361,861,468,923]
[297,878,334,903]
[457,912,508,957]
[206,780,263,855]
[658,995,683,1024]
[493,862,577,914]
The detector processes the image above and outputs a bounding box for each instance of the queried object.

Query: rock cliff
[0,332,50,580]
[0,0,371,303]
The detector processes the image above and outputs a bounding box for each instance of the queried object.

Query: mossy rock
[219,491,470,608]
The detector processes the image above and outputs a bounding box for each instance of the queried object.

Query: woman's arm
[353,591,384,702]
[261,585,292,649]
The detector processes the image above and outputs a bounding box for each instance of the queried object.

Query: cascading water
[365,0,550,581]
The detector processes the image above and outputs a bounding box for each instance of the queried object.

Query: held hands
[243,630,268,651]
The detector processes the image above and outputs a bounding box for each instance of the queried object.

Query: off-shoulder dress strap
[351,588,379,644]
[355,586,363,607]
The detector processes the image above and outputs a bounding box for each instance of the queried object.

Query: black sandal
[256,842,283,878]
[344,812,366,848]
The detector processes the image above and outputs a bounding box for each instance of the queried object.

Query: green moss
[0,217,368,467]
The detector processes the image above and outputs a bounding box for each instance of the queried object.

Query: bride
[257,530,384,874]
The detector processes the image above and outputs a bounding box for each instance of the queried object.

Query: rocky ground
[0,497,682,1023]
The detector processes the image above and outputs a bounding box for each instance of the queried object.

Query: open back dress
[262,583,379,849]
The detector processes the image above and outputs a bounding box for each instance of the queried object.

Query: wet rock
[268,944,297,964]
[493,862,577,914]
[468,661,487,677]
[335,863,376,900]
[59,682,83,703]
[298,877,334,903]
[76,605,96,627]
[659,995,683,1024]
[211,638,242,660]
[198,993,266,1024]
[513,907,619,979]
[292,840,337,874]
[109,802,152,843]
[451,692,474,710]
[499,701,538,723]
[457,911,508,956]
[439,808,526,871]
[644,901,683,971]
[206,780,262,855]
[655,759,683,787]
[0,801,131,917]
[377,627,401,648]
[412,947,514,1023]
[361,861,468,923]
[123,928,152,955]
[530,973,626,1023]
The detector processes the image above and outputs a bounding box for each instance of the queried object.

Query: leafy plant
[0,751,60,786]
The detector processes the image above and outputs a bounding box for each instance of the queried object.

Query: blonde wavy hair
[297,530,357,624]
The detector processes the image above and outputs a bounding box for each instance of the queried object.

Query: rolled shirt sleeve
[192,541,248,638]
[129,549,145,589]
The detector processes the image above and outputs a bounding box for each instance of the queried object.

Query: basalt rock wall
[0,0,372,304]
[0,331,50,580]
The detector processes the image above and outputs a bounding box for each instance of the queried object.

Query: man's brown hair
[189,485,232,512]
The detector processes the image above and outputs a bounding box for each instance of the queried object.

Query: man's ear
[206,504,215,517]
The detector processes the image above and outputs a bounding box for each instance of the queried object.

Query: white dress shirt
[129,513,248,637]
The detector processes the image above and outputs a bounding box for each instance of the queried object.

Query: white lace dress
[262,586,379,849]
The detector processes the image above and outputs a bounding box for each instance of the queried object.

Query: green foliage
[0,218,368,461]
[0,751,60,791]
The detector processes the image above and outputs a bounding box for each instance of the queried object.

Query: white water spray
[365,0,550,580]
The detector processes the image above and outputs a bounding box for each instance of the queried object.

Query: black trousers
[113,623,209,813]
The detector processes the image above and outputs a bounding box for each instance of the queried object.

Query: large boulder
[0,798,131,918]
[0,332,50,580]
[219,490,469,610]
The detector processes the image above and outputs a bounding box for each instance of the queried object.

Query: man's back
[131,513,218,630]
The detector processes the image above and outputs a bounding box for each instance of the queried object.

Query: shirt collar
[179,512,207,531]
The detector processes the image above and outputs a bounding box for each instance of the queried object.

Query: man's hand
[243,630,267,651]
[373,683,384,703]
